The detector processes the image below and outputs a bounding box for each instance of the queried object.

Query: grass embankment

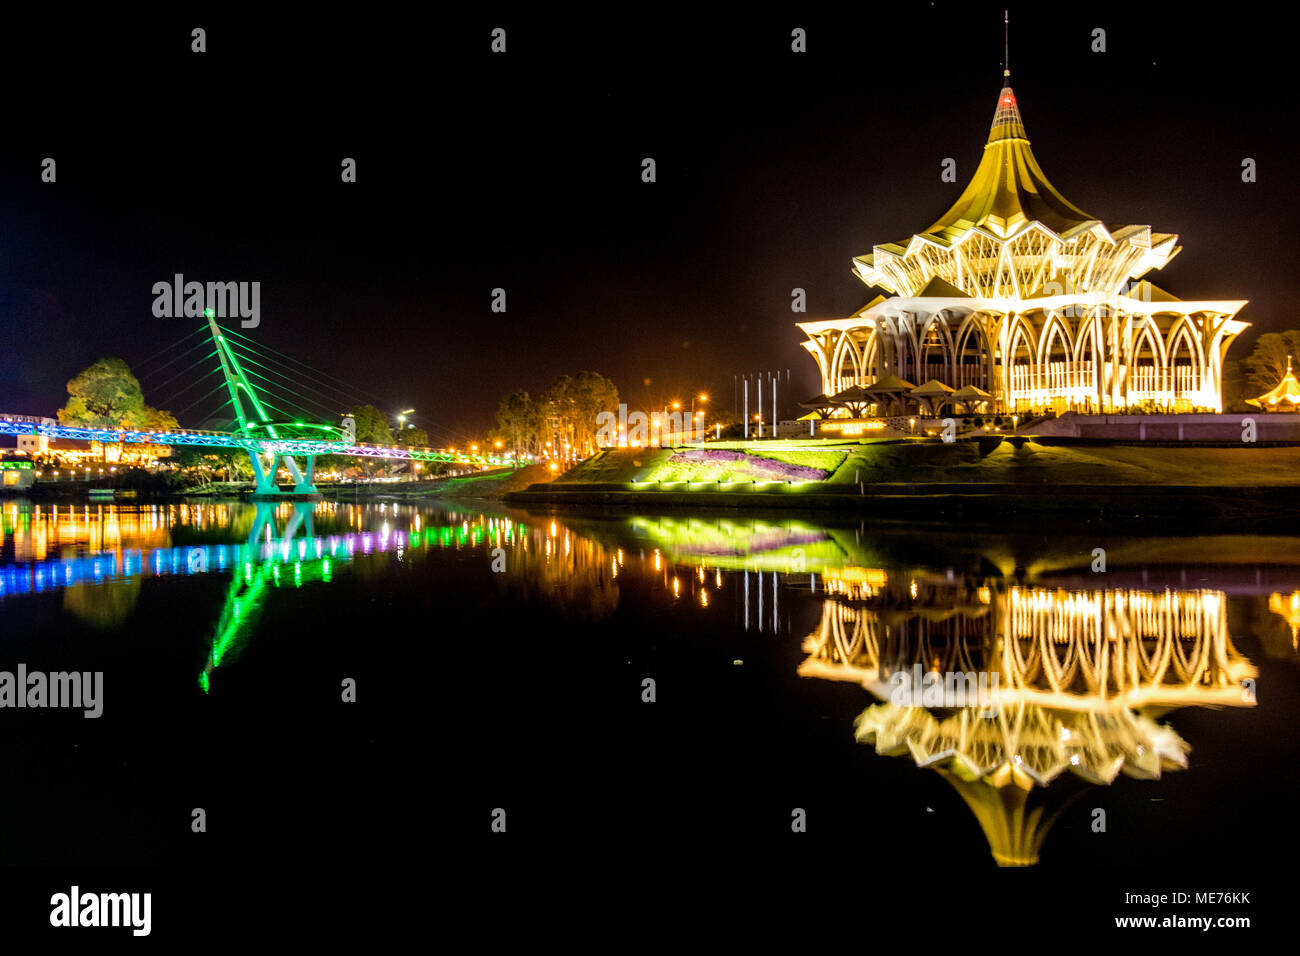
[335,464,557,501]
[554,439,1300,488]
[506,439,1300,519]
[400,463,553,502]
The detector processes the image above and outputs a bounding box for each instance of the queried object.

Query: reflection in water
[494,520,620,621]
[2,499,1296,868]
[1267,591,1300,650]
[799,576,1258,865]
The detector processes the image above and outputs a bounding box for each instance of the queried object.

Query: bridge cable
[145,350,221,403]
[226,363,332,423]
[133,324,211,373]
[150,366,226,409]
[221,340,365,414]
[173,389,237,425]
[218,324,399,411]
[215,322,477,449]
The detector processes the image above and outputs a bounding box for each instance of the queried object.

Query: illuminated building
[1247,357,1300,411]
[797,67,1248,416]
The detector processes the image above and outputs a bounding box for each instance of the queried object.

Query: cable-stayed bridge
[1,312,514,495]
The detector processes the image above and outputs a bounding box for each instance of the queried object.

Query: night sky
[1,7,1295,443]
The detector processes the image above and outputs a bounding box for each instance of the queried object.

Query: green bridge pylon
[205,311,320,497]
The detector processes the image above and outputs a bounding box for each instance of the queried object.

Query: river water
[1,497,1294,932]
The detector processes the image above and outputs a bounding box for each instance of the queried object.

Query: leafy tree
[568,370,619,456]
[350,404,394,444]
[144,406,180,430]
[58,357,147,428]
[398,425,428,447]
[541,371,618,460]
[495,390,535,461]
[1242,331,1300,392]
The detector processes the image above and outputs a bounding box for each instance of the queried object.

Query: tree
[398,426,428,447]
[144,406,180,430]
[542,375,574,459]
[1242,331,1300,392]
[541,372,619,461]
[350,404,394,444]
[495,390,535,462]
[346,404,394,478]
[568,370,619,456]
[58,357,147,428]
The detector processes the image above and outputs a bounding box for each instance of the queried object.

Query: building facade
[798,77,1248,415]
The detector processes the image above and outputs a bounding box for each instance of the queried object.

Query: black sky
[1,6,1295,441]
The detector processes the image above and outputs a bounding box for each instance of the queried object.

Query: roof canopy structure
[852,81,1181,299]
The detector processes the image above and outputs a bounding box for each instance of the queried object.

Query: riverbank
[320,464,555,502]
[505,438,1300,518]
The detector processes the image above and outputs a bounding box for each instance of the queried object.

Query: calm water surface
[1,498,1296,927]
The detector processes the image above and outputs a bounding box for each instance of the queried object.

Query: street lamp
[691,393,708,441]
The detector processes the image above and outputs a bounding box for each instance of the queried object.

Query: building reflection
[799,575,1258,865]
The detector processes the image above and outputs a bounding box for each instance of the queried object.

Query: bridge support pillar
[247,451,319,498]
[293,455,318,495]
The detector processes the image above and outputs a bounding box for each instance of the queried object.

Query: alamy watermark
[0,664,103,717]
[888,665,1000,710]
[152,273,260,328]
[50,886,151,936]
[595,404,705,447]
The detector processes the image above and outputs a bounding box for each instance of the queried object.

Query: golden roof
[925,85,1096,240]
[851,81,1184,297]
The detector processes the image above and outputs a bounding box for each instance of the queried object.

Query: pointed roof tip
[988,84,1026,143]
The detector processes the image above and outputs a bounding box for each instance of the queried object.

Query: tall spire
[1004,10,1010,78]
[990,12,1022,142]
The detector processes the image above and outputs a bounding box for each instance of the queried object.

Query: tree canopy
[58,357,176,430]
[494,371,618,460]
[58,357,148,428]
[350,404,394,444]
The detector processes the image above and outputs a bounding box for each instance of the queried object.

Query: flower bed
[666,449,833,482]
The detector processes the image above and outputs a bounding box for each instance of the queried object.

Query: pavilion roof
[1247,360,1300,408]
[863,375,917,392]
[829,385,873,403]
[799,393,842,408]
[910,379,957,397]
[951,384,995,400]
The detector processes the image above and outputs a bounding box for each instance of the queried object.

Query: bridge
[1,312,517,495]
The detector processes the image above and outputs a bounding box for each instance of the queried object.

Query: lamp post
[692,393,707,441]
[395,410,414,480]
